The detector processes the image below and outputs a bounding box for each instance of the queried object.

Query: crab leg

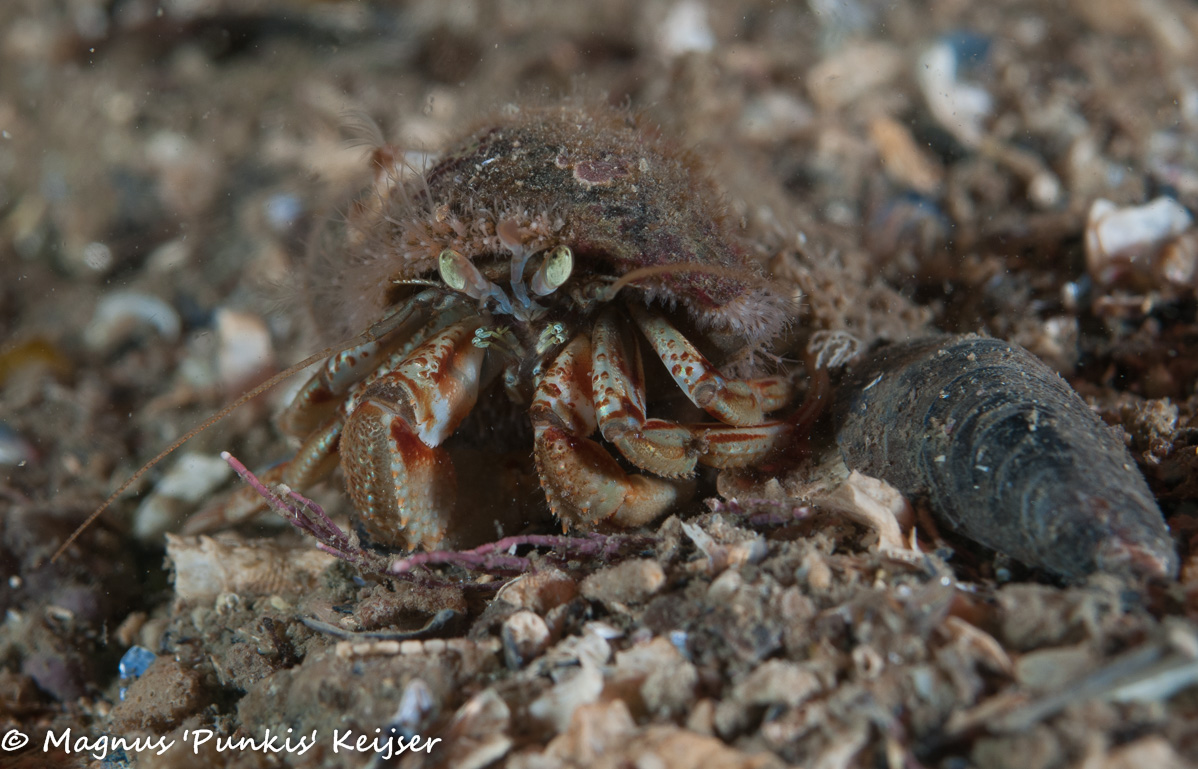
[532,334,682,529]
[183,416,344,533]
[278,290,458,437]
[592,309,792,472]
[628,303,789,426]
[591,310,700,478]
[340,317,486,549]
[693,421,793,469]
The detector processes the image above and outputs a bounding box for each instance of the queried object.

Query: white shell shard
[917,40,993,148]
[1086,197,1194,285]
[84,291,181,352]
[216,308,274,391]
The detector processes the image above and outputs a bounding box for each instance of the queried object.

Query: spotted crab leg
[340,317,486,549]
[278,290,454,437]
[594,309,792,472]
[532,334,683,529]
[627,302,789,426]
[592,310,700,478]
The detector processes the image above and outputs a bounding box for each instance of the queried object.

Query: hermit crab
[181,103,796,551]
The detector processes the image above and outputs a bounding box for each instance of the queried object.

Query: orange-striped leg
[692,421,793,469]
[278,291,463,437]
[591,310,700,478]
[628,302,789,426]
[532,333,681,529]
[340,317,486,550]
[592,309,793,472]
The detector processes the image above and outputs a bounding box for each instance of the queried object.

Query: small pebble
[808,41,903,112]
[868,115,943,194]
[580,558,665,609]
[494,568,577,613]
[109,657,209,732]
[81,241,113,272]
[657,0,714,57]
[117,645,157,701]
[738,91,813,143]
[0,424,37,466]
[146,237,192,273]
[133,452,231,540]
[1157,230,1198,288]
[264,193,304,233]
[501,610,551,669]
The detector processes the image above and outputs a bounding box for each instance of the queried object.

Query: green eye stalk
[531,246,574,296]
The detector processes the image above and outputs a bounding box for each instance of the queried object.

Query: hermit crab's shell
[311,103,789,350]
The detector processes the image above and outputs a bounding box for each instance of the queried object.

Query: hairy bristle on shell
[306,102,789,351]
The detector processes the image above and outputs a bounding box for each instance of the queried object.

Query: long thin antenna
[602,261,766,300]
[50,346,339,563]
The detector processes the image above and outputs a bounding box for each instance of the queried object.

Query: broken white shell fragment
[133,452,231,540]
[917,39,993,148]
[1086,197,1194,286]
[529,662,604,733]
[808,469,912,553]
[216,308,274,391]
[438,689,513,769]
[84,291,181,353]
[166,533,335,602]
[657,0,714,57]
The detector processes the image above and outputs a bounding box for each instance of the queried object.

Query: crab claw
[341,318,485,549]
[534,422,685,529]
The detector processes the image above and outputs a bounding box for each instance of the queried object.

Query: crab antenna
[602,261,768,300]
[50,345,341,564]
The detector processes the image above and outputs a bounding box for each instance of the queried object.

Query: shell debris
[917,36,993,148]
[83,291,181,353]
[165,533,336,603]
[1086,196,1194,288]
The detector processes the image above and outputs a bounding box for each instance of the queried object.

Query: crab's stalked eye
[530,245,574,296]
[439,249,492,297]
[439,248,515,314]
[438,249,471,291]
